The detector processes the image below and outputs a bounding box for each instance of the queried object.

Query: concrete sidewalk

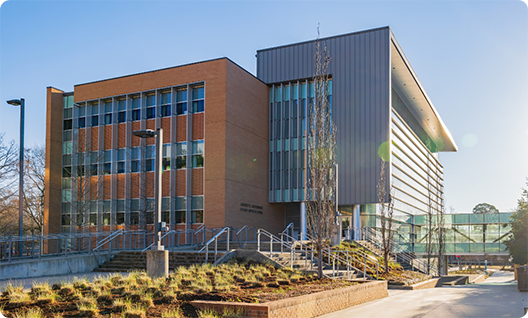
[319,270,528,318]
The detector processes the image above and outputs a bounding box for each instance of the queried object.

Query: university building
[44,27,458,252]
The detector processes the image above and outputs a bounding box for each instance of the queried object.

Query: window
[91,104,99,126]
[132,97,140,121]
[103,150,111,175]
[117,99,126,123]
[162,144,171,171]
[131,147,140,172]
[63,119,72,130]
[63,142,72,155]
[191,210,203,223]
[117,148,125,173]
[175,142,186,169]
[103,101,112,125]
[116,199,125,225]
[89,213,97,226]
[192,140,204,168]
[161,92,171,117]
[175,211,186,224]
[145,145,154,172]
[63,166,71,178]
[63,131,72,141]
[176,90,187,115]
[192,87,204,113]
[130,212,139,225]
[63,154,71,166]
[146,94,155,119]
[78,105,86,128]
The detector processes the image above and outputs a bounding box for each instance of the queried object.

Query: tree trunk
[317,242,323,279]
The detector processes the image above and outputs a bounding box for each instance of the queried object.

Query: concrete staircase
[93,251,225,272]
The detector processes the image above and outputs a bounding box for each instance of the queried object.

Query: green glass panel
[499,243,507,252]
[454,214,469,224]
[414,243,425,253]
[470,233,484,243]
[501,223,512,232]
[470,243,484,253]
[485,243,500,253]
[500,213,514,223]
[455,243,470,253]
[470,213,483,223]
[443,214,453,224]
[486,213,500,223]
[414,214,427,225]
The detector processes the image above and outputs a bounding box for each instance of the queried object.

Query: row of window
[63,87,204,130]
[61,141,204,178]
[61,210,203,226]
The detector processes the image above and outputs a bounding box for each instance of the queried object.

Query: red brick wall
[176,116,186,142]
[131,122,140,147]
[116,174,125,199]
[161,118,171,143]
[131,174,139,198]
[192,113,204,140]
[78,129,86,152]
[117,124,126,148]
[162,172,170,197]
[91,127,98,151]
[175,170,186,196]
[104,126,112,150]
[192,169,204,195]
[145,120,155,146]
[103,175,111,200]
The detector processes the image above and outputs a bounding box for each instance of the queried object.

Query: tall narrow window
[117,149,125,174]
[117,99,126,123]
[162,144,171,171]
[130,147,140,173]
[160,91,171,117]
[103,150,112,175]
[146,94,155,119]
[91,103,99,126]
[175,142,186,169]
[131,97,140,121]
[192,140,204,168]
[191,87,204,113]
[103,101,112,125]
[176,90,187,115]
[78,105,86,128]
[145,145,154,172]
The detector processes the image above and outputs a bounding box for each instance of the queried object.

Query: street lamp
[7,98,25,255]
[133,128,168,278]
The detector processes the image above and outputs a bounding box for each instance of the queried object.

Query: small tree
[472,203,499,214]
[305,33,337,279]
[377,159,394,273]
[22,145,46,234]
[503,180,528,265]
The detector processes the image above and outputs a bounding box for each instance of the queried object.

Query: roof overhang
[390,32,458,152]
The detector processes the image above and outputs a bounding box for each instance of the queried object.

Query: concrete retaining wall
[192,280,387,318]
[389,278,442,290]
[0,252,113,281]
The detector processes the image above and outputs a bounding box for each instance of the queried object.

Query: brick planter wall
[388,278,442,290]
[191,280,387,318]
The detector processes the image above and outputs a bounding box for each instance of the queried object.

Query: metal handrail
[141,230,176,252]
[93,229,123,251]
[296,233,375,279]
[199,227,230,264]
[360,227,443,276]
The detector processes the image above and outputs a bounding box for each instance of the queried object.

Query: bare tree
[0,134,19,235]
[435,173,445,275]
[22,146,46,234]
[377,159,395,273]
[305,33,338,279]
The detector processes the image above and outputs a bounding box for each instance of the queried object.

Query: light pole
[132,128,168,277]
[7,98,25,255]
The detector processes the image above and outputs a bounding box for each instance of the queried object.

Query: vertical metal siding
[257,27,391,205]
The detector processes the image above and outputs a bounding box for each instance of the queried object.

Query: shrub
[161,308,184,318]
[78,302,99,317]
[123,304,147,318]
[14,308,44,318]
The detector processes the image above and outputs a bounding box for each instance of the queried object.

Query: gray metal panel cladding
[257,27,391,205]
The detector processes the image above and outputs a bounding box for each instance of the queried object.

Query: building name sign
[240,203,263,214]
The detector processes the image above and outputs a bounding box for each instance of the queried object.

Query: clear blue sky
[1,0,527,213]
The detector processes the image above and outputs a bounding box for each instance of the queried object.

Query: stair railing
[360,227,443,276]
[304,233,375,280]
[236,226,248,245]
[199,226,230,264]
[193,225,207,245]
[141,230,176,252]
[93,229,123,252]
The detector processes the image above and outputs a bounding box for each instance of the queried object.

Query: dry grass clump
[30,282,51,296]
[13,307,44,318]
[161,307,184,318]
[2,283,23,297]
[77,301,99,317]
[123,304,147,318]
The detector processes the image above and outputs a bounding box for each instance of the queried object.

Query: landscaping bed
[0,259,360,318]
[383,270,432,286]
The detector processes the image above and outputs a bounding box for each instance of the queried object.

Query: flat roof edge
[257,26,390,53]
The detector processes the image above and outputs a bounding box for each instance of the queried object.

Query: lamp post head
[7,99,22,106]
[133,129,156,139]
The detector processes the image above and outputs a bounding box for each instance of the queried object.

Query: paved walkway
[319,270,528,318]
